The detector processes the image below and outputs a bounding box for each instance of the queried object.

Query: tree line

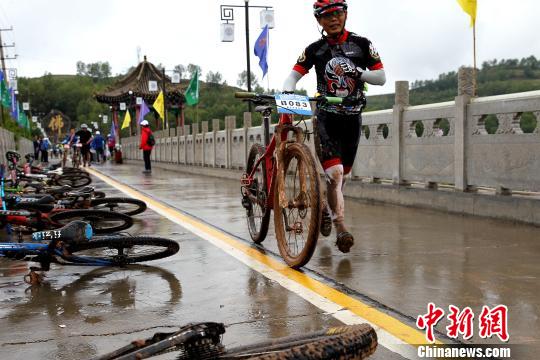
[11,56,539,139]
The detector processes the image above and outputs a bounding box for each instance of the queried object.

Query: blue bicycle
[0,221,180,284]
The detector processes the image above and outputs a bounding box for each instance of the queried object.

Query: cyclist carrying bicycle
[283,0,386,253]
[61,128,78,167]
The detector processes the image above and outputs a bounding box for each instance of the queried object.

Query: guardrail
[121,67,540,195]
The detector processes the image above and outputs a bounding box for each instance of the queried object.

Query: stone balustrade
[0,128,34,159]
[120,67,540,194]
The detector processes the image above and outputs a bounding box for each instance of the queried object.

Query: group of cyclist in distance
[283,0,386,253]
[61,124,112,168]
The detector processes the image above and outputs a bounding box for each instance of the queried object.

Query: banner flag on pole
[457,0,477,27]
[110,117,116,138]
[185,70,199,106]
[138,99,150,124]
[121,110,131,130]
[254,25,269,78]
[153,91,165,120]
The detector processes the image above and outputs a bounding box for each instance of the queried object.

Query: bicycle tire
[55,174,92,188]
[220,324,377,360]
[49,209,133,234]
[245,144,271,243]
[90,197,147,216]
[274,142,321,268]
[66,236,179,266]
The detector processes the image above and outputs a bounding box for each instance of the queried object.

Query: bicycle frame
[242,113,296,210]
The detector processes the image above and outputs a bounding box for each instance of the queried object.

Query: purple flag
[110,118,116,138]
[138,99,150,124]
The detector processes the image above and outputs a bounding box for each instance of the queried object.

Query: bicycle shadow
[4,265,182,325]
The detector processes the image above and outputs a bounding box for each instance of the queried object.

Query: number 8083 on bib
[274,94,312,116]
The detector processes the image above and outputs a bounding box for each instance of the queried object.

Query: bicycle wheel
[90,197,147,216]
[55,174,92,188]
[49,209,133,234]
[219,324,377,360]
[66,236,179,266]
[244,144,271,243]
[274,143,321,268]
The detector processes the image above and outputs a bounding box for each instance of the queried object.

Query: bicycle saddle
[32,220,93,243]
[6,151,21,163]
[255,105,273,114]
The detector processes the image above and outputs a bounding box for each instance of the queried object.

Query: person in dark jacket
[92,131,106,164]
[139,120,154,173]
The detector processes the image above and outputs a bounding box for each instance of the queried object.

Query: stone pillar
[454,67,474,192]
[191,122,199,165]
[212,119,220,167]
[243,112,252,166]
[183,124,190,164]
[225,115,236,169]
[392,81,409,185]
[202,121,208,166]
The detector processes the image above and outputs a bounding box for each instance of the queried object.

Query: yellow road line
[87,168,442,352]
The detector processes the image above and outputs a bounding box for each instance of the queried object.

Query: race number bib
[274,94,312,116]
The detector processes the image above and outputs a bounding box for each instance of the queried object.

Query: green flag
[185,70,199,106]
[0,78,10,108]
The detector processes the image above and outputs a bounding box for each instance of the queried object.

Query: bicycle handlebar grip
[325,97,343,105]
[32,220,93,243]
[234,91,257,99]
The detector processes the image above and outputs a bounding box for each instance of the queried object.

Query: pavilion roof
[94,56,185,106]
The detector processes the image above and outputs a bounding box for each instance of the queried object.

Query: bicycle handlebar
[234,92,343,105]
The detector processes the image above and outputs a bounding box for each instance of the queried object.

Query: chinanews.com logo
[415,303,512,359]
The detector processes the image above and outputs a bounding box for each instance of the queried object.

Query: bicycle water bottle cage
[6,151,20,163]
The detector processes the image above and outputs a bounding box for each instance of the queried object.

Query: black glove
[281,91,295,94]
[336,59,362,79]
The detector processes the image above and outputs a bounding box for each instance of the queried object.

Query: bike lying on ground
[236,92,343,268]
[0,221,180,284]
[91,322,377,360]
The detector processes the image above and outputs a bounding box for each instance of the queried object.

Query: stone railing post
[191,122,199,165]
[243,112,252,165]
[454,67,474,192]
[392,81,409,185]
[183,124,190,164]
[225,115,236,169]
[201,121,208,166]
[212,119,220,167]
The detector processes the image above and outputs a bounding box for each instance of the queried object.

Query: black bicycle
[91,322,377,360]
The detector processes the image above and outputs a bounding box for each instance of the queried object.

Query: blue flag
[138,99,150,124]
[110,118,116,138]
[254,25,269,77]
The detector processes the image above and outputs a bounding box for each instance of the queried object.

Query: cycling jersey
[294,30,383,115]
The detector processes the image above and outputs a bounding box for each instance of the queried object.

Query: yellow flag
[121,110,131,130]
[457,0,477,27]
[153,91,165,120]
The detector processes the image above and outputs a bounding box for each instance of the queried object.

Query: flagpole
[473,22,477,96]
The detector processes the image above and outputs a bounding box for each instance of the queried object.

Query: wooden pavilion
[95,56,186,138]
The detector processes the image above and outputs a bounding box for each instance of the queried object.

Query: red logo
[416,303,445,343]
[479,305,509,342]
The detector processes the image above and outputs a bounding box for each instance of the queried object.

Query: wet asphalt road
[1,161,539,359]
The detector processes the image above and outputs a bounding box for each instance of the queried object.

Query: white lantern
[119,102,126,111]
[148,80,158,92]
[221,23,235,42]
[172,73,180,84]
[136,97,143,105]
[102,115,108,124]
[23,102,30,111]
[260,9,275,29]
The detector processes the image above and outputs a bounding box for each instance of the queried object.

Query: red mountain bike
[237,92,342,268]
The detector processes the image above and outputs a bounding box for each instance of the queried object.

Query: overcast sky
[0,0,538,95]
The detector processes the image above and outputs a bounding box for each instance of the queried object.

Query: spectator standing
[33,136,40,160]
[40,137,50,163]
[139,120,154,173]
[107,135,116,161]
[92,131,106,164]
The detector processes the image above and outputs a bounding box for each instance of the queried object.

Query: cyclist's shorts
[81,144,91,155]
[314,110,362,175]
